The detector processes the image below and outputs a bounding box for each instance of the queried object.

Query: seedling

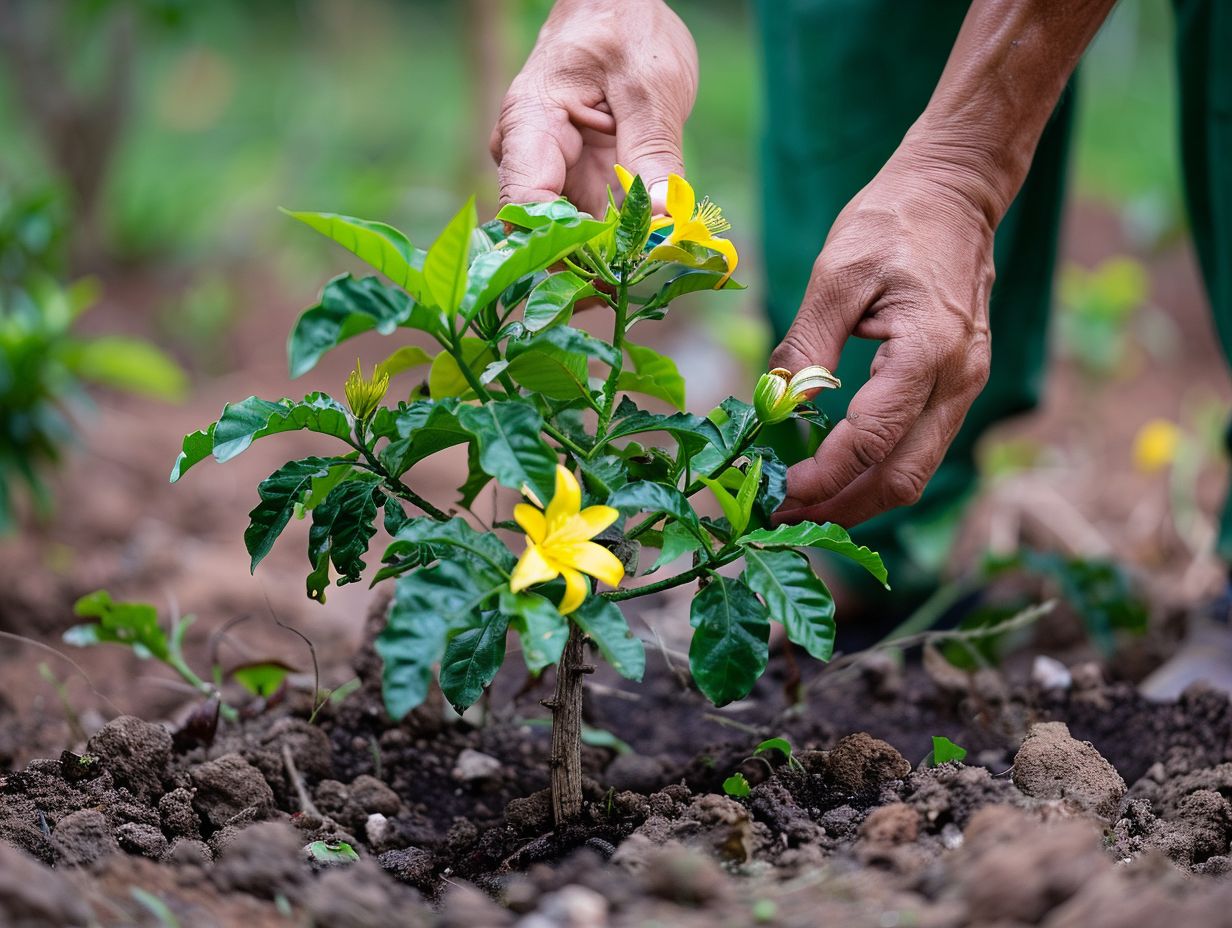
[723,773,752,798]
[753,736,804,773]
[170,170,888,823]
[929,736,968,766]
[305,839,359,865]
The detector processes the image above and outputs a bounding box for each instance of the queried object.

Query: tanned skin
[492,0,1118,528]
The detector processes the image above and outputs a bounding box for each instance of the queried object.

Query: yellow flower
[753,366,841,425]
[614,166,738,287]
[1133,419,1182,474]
[510,465,625,614]
[344,359,390,421]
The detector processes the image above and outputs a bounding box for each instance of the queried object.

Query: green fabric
[756,0,1074,602]
[1172,0,1232,562]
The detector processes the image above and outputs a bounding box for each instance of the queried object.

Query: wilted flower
[344,360,390,421]
[753,366,841,425]
[510,465,624,614]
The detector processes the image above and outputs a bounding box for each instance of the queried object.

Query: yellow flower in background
[753,365,842,425]
[344,359,389,421]
[614,166,739,287]
[510,465,625,614]
[1133,419,1182,474]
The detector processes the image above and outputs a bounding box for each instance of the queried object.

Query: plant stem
[601,550,738,602]
[549,622,588,824]
[596,271,629,437]
[352,434,451,522]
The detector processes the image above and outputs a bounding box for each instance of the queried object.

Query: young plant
[171,168,888,823]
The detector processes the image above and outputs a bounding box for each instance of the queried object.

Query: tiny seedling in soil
[169,170,889,825]
[929,735,969,766]
[305,840,360,865]
[723,773,752,798]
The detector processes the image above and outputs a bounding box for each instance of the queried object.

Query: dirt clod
[0,841,91,927]
[211,821,305,898]
[115,821,168,859]
[821,732,911,794]
[52,808,119,867]
[1013,721,1126,820]
[86,715,172,801]
[378,845,437,893]
[189,752,276,830]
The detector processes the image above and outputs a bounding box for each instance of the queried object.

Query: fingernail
[648,180,669,211]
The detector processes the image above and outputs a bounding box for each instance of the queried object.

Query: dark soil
[5,588,1232,927]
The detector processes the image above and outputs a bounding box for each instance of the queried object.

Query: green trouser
[756,0,1232,603]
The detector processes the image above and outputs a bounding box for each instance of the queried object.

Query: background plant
[171,171,886,822]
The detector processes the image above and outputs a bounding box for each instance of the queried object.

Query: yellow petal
[544,465,581,531]
[665,173,695,227]
[698,236,739,286]
[558,567,590,614]
[648,215,673,233]
[788,365,841,395]
[546,505,620,545]
[1133,419,1182,474]
[513,503,546,544]
[613,163,634,194]
[555,541,625,588]
[510,542,559,592]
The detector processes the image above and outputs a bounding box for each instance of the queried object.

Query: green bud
[344,360,390,421]
[753,365,840,425]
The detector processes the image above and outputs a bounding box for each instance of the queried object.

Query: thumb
[492,116,569,205]
[614,110,686,213]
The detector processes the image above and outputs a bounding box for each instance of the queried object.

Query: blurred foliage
[0,187,186,531]
[1056,256,1149,375]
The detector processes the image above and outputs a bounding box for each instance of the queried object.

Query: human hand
[490,0,697,215]
[771,147,997,527]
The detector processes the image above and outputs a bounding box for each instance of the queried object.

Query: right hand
[490,0,698,215]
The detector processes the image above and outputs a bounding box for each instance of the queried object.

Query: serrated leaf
[308,474,382,586]
[284,210,428,299]
[424,197,477,315]
[67,590,169,662]
[439,610,510,712]
[615,174,651,259]
[499,590,568,673]
[288,275,439,379]
[615,343,685,410]
[245,458,336,572]
[210,394,352,464]
[376,560,506,718]
[688,576,770,706]
[741,548,835,661]
[462,214,614,318]
[523,272,595,332]
[739,521,888,587]
[457,401,558,505]
[572,597,644,681]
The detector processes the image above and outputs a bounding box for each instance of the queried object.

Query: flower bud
[344,360,390,421]
[753,365,840,425]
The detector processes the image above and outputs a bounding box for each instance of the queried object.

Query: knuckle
[884,465,927,507]
[845,413,899,469]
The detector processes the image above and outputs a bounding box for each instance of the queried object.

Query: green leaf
[284,210,427,299]
[643,266,744,312]
[288,275,438,379]
[500,590,568,674]
[497,199,583,229]
[462,214,614,318]
[741,548,835,661]
[231,661,295,698]
[302,456,360,511]
[700,476,744,536]
[379,400,470,475]
[65,590,169,662]
[308,474,381,586]
[210,394,352,464]
[615,343,685,410]
[65,336,187,401]
[245,458,336,572]
[649,520,704,574]
[755,737,795,761]
[749,445,787,527]
[607,481,703,539]
[723,773,751,798]
[603,403,724,454]
[377,559,506,718]
[730,456,764,537]
[506,344,593,403]
[931,735,968,765]
[170,424,215,482]
[424,197,477,315]
[385,516,516,573]
[615,174,652,259]
[688,576,770,706]
[305,840,360,865]
[457,401,558,505]
[377,344,435,378]
[510,325,620,368]
[307,548,332,603]
[739,521,888,588]
[439,610,510,712]
[428,338,495,399]
[572,597,645,681]
[523,272,595,332]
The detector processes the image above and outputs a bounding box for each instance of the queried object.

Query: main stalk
[548,622,589,824]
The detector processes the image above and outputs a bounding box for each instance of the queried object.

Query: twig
[282,743,320,817]
[0,630,124,716]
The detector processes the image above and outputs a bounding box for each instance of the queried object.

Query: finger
[775,388,970,527]
[492,103,577,205]
[768,250,870,376]
[611,93,689,212]
[783,336,936,508]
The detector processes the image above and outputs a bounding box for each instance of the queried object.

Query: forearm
[901,0,1117,224]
